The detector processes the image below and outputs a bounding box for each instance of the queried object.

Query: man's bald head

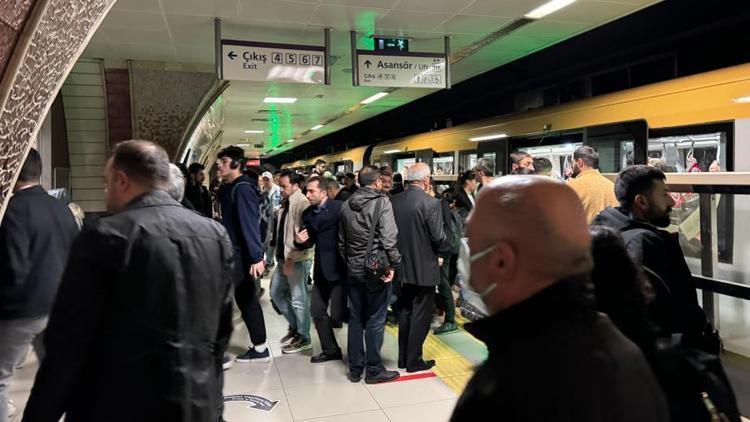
[466,176,592,313]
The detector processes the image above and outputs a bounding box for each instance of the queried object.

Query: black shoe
[348,373,362,383]
[280,328,296,345]
[235,347,271,363]
[365,370,400,384]
[311,351,343,363]
[222,354,233,370]
[406,360,436,373]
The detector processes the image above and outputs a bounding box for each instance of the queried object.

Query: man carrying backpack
[434,188,462,335]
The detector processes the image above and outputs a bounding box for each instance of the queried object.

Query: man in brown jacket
[270,170,314,354]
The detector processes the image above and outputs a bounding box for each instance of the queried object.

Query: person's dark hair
[244,166,260,185]
[188,162,205,175]
[358,165,381,187]
[307,175,332,191]
[279,168,303,187]
[18,148,42,183]
[217,146,245,170]
[344,172,356,181]
[615,165,666,210]
[111,140,170,188]
[532,157,552,175]
[511,167,535,175]
[510,150,531,165]
[379,166,393,177]
[393,172,403,184]
[474,157,495,177]
[315,159,326,166]
[458,170,476,188]
[589,225,656,352]
[574,146,599,169]
[273,170,282,176]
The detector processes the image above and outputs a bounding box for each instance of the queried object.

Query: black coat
[391,186,447,286]
[295,199,345,282]
[0,186,78,320]
[338,187,400,278]
[184,181,212,217]
[23,190,235,422]
[454,188,474,220]
[335,188,352,202]
[593,207,708,346]
[452,277,670,422]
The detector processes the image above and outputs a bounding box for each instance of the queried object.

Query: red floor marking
[390,371,437,383]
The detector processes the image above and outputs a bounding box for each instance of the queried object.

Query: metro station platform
[7,273,487,422]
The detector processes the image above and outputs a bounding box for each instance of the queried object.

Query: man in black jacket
[339,165,401,384]
[593,165,709,350]
[185,162,213,217]
[451,176,669,422]
[23,140,235,422]
[0,149,78,421]
[294,177,346,363]
[391,163,447,372]
[216,146,270,364]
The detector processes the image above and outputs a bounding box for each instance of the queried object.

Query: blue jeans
[271,259,312,341]
[347,277,392,377]
[0,316,47,421]
[265,245,275,267]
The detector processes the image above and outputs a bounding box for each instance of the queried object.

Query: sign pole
[350,31,358,87]
[324,28,331,85]
[444,36,451,90]
[215,18,223,80]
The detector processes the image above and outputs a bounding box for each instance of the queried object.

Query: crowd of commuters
[0,141,740,421]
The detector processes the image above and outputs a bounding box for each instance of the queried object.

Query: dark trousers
[236,270,267,346]
[347,277,392,377]
[436,253,457,324]
[398,284,435,370]
[311,273,345,355]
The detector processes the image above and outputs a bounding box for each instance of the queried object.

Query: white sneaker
[8,400,16,417]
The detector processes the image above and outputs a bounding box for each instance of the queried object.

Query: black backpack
[441,200,463,255]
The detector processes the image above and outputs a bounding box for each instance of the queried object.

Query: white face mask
[457,238,498,317]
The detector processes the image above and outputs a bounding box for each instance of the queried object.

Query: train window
[518,143,582,180]
[647,132,727,173]
[396,157,416,175]
[458,151,477,174]
[433,153,454,175]
[648,122,734,264]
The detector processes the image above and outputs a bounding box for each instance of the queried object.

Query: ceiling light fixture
[311,124,324,131]
[243,130,264,134]
[469,133,508,142]
[383,149,401,154]
[286,139,295,143]
[524,0,576,19]
[263,97,298,104]
[360,92,389,104]
[732,96,750,104]
[236,143,251,147]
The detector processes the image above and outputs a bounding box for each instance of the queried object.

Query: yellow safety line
[384,322,478,394]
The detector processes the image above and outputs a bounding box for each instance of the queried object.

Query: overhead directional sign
[356,51,447,89]
[221,39,326,84]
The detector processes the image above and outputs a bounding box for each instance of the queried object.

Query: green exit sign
[374,37,409,52]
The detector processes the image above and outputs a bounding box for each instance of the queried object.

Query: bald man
[451,176,669,422]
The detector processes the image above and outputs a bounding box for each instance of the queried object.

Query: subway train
[280,62,750,346]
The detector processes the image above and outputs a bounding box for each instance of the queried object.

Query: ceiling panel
[436,14,515,36]
[394,0,475,14]
[376,9,453,32]
[160,0,239,19]
[307,5,389,30]
[237,0,319,23]
[550,0,646,24]
[82,0,664,156]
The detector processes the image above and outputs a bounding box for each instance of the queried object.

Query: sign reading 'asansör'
[357,52,446,89]
[221,40,325,84]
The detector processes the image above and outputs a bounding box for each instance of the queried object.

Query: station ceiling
[83,0,662,158]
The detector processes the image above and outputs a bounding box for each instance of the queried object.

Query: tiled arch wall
[0,0,116,219]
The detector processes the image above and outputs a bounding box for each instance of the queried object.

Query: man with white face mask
[451,176,669,422]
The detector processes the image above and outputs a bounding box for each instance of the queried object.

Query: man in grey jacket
[391,163,447,372]
[338,165,401,384]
